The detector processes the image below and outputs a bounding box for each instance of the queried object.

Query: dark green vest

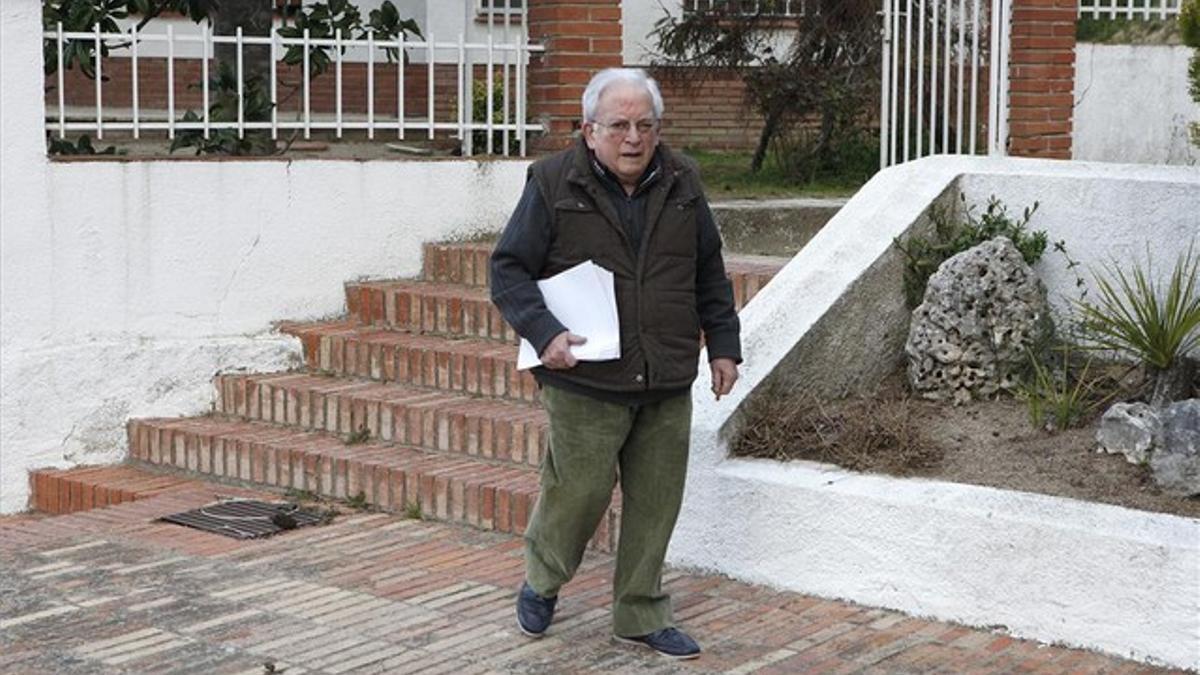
[529,140,706,393]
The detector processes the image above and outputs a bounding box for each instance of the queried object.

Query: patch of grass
[285,488,318,502]
[345,490,371,511]
[735,383,942,476]
[1016,346,1120,432]
[404,501,424,520]
[684,149,866,200]
[345,426,371,445]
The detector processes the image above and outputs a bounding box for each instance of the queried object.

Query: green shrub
[47,134,121,156]
[1182,0,1200,146]
[1075,244,1200,377]
[894,195,1047,308]
[471,78,520,156]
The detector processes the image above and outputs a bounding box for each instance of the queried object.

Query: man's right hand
[540,331,587,370]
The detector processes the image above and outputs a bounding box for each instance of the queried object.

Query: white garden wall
[677,156,1200,670]
[1,0,529,514]
[1074,43,1200,166]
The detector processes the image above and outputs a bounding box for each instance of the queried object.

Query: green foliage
[1017,345,1114,432]
[1182,0,1200,47]
[403,501,423,520]
[345,490,370,510]
[894,195,1047,308]
[278,0,421,78]
[343,424,372,445]
[47,134,121,156]
[471,78,520,155]
[1183,0,1200,146]
[42,0,207,77]
[169,63,277,156]
[651,0,880,176]
[1074,244,1200,372]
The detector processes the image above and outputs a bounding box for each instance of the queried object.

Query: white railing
[1078,0,1182,20]
[880,0,1011,168]
[44,8,544,156]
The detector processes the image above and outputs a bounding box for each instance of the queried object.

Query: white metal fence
[879,0,1011,168]
[1077,0,1183,20]
[44,6,544,156]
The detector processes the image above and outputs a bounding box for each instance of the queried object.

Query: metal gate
[879,0,1011,168]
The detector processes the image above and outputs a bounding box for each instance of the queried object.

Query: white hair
[581,68,665,122]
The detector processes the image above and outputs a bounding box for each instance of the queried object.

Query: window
[682,0,807,17]
[478,0,524,15]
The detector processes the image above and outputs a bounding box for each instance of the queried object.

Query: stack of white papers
[516,260,621,370]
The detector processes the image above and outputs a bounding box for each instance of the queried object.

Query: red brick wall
[653,68,763,151]
[1007,0,1076,158]
[52,60,464,121]
[526,0,623,151]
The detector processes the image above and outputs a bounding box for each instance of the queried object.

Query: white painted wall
[679,156,1200,670]
[622,0,675,65]
[1074,43,1200,166]
[1,0,530,513]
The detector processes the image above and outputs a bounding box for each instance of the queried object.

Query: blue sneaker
[615,627,701,660]
[515,582,557,637]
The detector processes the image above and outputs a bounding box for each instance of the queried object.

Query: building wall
[3,0,532,514]
[1073,43,1200,165]
[654,69,763,151]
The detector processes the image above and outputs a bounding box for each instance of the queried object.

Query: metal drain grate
[158,499,326,539]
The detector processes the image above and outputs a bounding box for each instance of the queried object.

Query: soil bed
[737,376,1200,519]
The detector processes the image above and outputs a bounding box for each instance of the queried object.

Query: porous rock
[1150,399,1200,497]
[906,237,1052,404]
[1096,402,1161,465]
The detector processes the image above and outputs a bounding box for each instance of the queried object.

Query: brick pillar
[526,0,623,152]
[1007,0,1077,159]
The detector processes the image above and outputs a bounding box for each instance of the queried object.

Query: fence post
[526,0,624,152]
[1006,0,1077,159]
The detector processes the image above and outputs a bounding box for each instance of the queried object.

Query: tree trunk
[1149,357,1197,408]
[210,0,273,83]
[750,106,785,173]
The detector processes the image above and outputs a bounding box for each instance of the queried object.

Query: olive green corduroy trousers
[523,384,692,638]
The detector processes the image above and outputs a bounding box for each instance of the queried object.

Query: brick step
[27,464,200,514]
[348,253,785,337]
[126,416,618,551]
[279,320,536,404]
[345,279,516,342]
[214,371,548,470]
[420,240,787,311]
[421,240,493,288]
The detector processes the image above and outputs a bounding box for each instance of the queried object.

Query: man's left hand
[710,357,738,400]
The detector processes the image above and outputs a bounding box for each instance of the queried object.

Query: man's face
[583,83,659,189]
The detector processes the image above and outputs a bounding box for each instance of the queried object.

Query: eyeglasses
[592,118,659,137]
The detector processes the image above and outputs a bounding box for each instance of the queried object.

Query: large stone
[1096,402,1162,465]
[906,236,1053,404]
[1150,399,1200,497]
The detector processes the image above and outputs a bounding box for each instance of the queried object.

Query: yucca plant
[1075,245,1200,406]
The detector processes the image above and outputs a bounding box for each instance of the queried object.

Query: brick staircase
[30,240,785,552]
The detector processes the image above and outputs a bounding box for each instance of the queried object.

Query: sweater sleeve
[695,198,743,364]
[489,179,568,356]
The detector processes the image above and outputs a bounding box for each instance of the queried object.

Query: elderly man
[489,67,740,660]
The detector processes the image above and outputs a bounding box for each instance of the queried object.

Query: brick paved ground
[0,479,1184,675]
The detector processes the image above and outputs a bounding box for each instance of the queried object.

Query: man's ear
[583,122,597,150]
